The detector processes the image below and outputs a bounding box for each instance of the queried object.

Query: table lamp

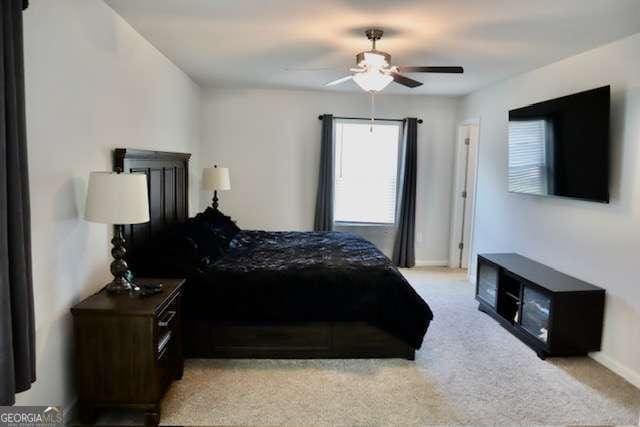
[85,172,150,293]
[202,165,231,210]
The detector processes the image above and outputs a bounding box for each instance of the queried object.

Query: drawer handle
[159,310,176,327]
[158,331,172,355]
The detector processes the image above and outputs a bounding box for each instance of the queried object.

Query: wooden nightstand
[71,278,185,426]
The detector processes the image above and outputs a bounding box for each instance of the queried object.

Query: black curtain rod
[319,115,423,124]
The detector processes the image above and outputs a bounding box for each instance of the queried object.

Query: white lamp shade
[85,172,150,224]
[202,166,231,191]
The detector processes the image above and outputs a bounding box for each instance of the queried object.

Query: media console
[476,253,605,359]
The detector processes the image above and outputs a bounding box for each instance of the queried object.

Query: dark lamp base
[212,190,219,210]
[105,277,134,294]
[106,224,140,295]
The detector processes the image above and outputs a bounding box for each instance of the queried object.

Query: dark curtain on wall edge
[313,114,334,231]
[392,118,418,268]
[0,0,35,405]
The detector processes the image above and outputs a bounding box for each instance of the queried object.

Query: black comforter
[182,230,433,349]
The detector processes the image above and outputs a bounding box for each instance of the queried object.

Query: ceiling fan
[326,29,463,92]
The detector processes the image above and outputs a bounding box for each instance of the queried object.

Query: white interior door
[449,122,479,269]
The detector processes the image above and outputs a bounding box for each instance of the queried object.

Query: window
[508,119,549,195]
[334,120,402,224]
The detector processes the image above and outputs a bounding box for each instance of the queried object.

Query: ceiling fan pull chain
[370,91,375,132]
[339,123,345,178]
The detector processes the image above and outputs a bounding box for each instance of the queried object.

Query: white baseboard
[414,260,449,267]
[590,351,640,390]
[468,271,476,284]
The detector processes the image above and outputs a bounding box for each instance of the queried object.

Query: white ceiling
[104,0,640,96]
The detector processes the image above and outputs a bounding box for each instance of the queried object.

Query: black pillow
[176,218,231,259]
[129,231,206,278]
[129,217,231,278]
[195,207,241,241]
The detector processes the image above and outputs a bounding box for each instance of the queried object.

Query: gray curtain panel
[0,0,35,405]
[314,114,334,231]
[392,118,418,267]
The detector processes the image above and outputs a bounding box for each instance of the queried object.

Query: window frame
[332,118,404,227]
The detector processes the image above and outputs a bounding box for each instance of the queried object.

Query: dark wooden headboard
[113,148,191,253]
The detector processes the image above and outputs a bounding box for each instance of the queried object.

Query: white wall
[200,88,459,264]
[18,0,200,409]
[459,33,640,387]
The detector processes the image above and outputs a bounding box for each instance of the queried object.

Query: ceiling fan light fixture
[353,70,393,92]
[322,28,463,92]
[357,51,390,68]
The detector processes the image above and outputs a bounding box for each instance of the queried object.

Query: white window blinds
[333,120,401,224]
[508,119,548,195]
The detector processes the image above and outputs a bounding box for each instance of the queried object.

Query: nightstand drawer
[157,288,180,319]
[158,329,173,357]
[157,308,178,337]
[156,292,180,358]
[158,309,177,328]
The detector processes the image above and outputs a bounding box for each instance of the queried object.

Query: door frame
[448,117,481,271]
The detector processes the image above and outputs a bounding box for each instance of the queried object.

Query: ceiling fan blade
[325,75,353,86]
[391,72,423,88]
[397,66,464,74]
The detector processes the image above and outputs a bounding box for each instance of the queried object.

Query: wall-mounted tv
[508,86,610,203]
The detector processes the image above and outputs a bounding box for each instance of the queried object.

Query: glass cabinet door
[477,261,498,308]
[521,286,551,343]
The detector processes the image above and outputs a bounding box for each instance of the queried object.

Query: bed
[114,148,433,360]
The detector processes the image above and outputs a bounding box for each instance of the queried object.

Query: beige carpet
[160,268,640,426]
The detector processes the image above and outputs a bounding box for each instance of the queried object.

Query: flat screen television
[508,86,610,203]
